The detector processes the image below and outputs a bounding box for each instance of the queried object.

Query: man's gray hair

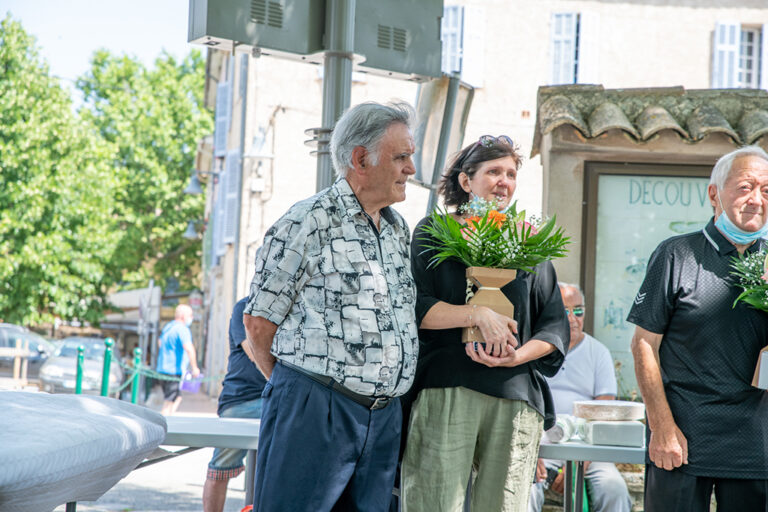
[558,282,585,303]
[709,145,768,189]
[330,101,415,177]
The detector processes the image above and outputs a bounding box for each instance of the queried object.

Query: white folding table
[148,416,261,505]
[538,441,646,512]
[163,416,261,450]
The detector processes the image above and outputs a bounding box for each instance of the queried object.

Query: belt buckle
[370,397,389,410]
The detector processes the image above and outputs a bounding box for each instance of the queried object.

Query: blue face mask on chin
[714,194,768,244]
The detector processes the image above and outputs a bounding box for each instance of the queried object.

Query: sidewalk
[54,389,249,512]
[171,388,220,417]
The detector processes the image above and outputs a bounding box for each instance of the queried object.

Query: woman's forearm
[511,338,556,365]
[420,301,474,330]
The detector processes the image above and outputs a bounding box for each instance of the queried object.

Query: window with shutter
[222,150,241,245]
[712,23,765,89]
[440,5,485,87]
[214,81,232,157]
[550,13,579,85]
[712,22,740,88]
[441,5,463,75]
[214,165,227,257]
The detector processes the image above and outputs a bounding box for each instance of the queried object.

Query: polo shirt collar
[703,217,765,256]
[332,177,396,226]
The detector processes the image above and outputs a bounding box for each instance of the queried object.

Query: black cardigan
[410,216,569,429]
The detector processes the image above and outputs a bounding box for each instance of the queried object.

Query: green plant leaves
[418,203,570,273]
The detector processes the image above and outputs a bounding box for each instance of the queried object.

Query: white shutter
[214,166,227,257]
[577,11,600,84]
[221,150,241,245]
[441,5,463,74]
[239,54,248,99]
[550,13,578,85]
[214,81,232,157]
[460,6,485,87]
[712,22,740,88]
[760,24,768,90]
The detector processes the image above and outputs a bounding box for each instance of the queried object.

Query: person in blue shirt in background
[202,297,267,512]
[156,304,200,415]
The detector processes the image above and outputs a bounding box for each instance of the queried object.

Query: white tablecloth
[0,391,166,512]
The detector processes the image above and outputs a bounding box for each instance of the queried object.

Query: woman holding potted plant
[401,135,570,511]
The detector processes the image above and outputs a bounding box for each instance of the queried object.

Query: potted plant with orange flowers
[420,197,570,344]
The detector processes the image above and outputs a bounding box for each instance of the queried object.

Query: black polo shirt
[627,218,768,479]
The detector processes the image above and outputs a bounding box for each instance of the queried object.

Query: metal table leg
[563,461,573,512]
[245,449,256,506]
[574,460,585,512]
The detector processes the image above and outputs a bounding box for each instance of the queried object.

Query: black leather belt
[278,360,392,410]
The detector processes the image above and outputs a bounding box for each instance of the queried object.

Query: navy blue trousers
[253,362,402,512]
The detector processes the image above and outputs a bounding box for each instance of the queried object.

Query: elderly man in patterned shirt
[242,101,419,512]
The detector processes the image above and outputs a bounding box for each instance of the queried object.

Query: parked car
[39,337,124,395]
[0,324,56,381]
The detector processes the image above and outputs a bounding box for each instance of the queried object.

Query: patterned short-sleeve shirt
[244,177,418,397]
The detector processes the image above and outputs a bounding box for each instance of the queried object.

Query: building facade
[196,0,768,395]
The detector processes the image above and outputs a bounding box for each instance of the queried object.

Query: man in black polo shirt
[627,146,768,511]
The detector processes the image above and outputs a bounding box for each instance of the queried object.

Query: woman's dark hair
[438,136,522,208]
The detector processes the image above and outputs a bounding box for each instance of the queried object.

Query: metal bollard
[101,338,114,397]
[75,345,85,394]
[131,347,142,404]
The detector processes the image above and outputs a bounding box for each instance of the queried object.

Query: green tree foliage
[77,49,213,291]
[0,16,119,325]
[0,15,213,325]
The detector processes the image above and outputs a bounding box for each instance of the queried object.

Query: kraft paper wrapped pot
[461,266,517,343]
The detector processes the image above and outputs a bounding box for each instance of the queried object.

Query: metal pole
[426,74,461,214]
[233,55,249,307]
[316,0,355,191]
[12,338,21,382]
[245,449,256,505]
[575,460,585,512]
[20,339,28,384]
[564,461,573,512]
[75,346,85,395]
[131,347,142,404]
[101,338,114,397]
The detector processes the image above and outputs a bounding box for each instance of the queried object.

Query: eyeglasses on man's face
[565,306,585,317]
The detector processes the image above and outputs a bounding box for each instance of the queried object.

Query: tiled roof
[531,85,768,157]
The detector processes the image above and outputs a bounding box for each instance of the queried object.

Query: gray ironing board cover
[0,391,167,512]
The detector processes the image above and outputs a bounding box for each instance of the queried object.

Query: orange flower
[465,216,481,228]
[487,210,507,228]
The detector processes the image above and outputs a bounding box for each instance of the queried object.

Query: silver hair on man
[558,282,585,303]
[329,101,415,178]
[709,145,768,189]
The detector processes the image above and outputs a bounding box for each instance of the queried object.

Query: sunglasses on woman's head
[475,134,514,148]
[462,135,515,164]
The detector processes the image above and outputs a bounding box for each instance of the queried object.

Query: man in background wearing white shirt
[528,283,631,512]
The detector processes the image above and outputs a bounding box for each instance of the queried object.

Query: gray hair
[329,101,415,177]
[709,145,768,189]
[558,282,585,303]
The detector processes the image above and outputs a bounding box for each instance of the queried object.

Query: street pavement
[53,390,249,512]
